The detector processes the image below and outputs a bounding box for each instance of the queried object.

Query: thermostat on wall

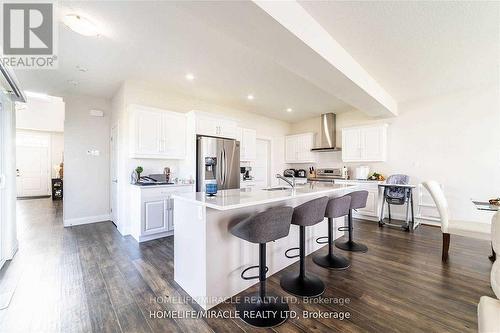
[89,109,104,117]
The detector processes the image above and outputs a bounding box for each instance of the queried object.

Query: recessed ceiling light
[185,73,195,81]
[63,14,100,37]
[286,108,293,112]
[247,94,254,100]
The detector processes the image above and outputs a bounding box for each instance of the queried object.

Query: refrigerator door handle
[219,149,224,187]
[222,147,226,187]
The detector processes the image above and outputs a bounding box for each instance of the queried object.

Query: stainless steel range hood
[311,113,341,152]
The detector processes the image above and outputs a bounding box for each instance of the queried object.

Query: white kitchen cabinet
[144,199,168,235]
[335,180,383,221]
[195,113,237,139]
[237,127,257,161]
[341,124,387,162]
[129,104,186,159]
[130,184,194,242]
[285,133,315,163]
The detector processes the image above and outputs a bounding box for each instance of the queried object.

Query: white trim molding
[64,214,111,227]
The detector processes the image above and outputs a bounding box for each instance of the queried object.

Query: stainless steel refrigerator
[196,136,240,192]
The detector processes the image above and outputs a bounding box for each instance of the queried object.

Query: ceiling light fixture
[185,73,195,81]
[247,94,254,100]
[286,108,293,112]
[63,14,100,37]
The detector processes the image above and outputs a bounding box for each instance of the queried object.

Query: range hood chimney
[311,113,341,152]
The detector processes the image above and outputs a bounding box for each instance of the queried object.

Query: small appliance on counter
[240,166,253,180]
[308,168,348,182]
[295,169,307,178]
[355,166,370,180]
[282,168,308,185]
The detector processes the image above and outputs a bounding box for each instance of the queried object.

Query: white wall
[63,95,111,225]
[16,95,65,132]
[111,80,291,235]
[290,85,500,223]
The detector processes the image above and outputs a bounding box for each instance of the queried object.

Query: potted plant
[135,166,143,180]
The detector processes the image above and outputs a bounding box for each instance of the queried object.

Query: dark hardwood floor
[0,198,494,332]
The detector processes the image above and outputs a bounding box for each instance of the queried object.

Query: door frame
[110,123,119,228]
[256,136,272,188]
[15,130,52,197]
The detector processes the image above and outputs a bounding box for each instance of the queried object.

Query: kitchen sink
[262,187,292,191]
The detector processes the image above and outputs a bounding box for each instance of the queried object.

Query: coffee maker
[240,166,253,180]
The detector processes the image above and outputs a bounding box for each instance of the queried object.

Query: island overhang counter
[172,182,357,310]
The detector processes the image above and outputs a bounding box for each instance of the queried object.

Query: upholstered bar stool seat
[313,195,352,269]
[230,206,293,328]
[335,190,369,252]
[280,196,329,297]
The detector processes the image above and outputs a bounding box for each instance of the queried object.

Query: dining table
[472,200,499,261]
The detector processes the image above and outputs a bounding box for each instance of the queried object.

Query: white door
[110,125,118,225]
[254,139,270,188]
[16,132,50,197]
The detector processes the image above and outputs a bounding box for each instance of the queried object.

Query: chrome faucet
[276,170,296,189]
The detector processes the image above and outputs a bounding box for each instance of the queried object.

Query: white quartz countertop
[132,183,195,189]
[172,182,356,211]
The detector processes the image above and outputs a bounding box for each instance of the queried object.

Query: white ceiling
[14,1,351,122]
[13,1,499,122]
[299,0,500,102]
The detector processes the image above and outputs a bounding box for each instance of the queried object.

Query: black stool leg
[335,210,368,252]
[280,226,325,297]
[313,218,350,269]
[236,243,289,328]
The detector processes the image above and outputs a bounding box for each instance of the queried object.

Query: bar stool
[230,206,294,328]
[335,190,369,252]
[313,195,352,269]
[280,196,329,297]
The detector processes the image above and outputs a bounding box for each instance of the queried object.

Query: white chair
[422,181,490,262]
[478,211,500,333]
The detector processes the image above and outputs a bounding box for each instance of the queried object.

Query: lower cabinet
[334,180,383,221]
[144,199,171,235]
[130,184,194,242]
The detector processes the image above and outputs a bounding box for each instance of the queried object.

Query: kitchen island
[172,182,356,310]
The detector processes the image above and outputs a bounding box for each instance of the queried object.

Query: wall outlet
[87,149,100,156]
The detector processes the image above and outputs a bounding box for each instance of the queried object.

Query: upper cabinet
[341,124,388,162]
[285,133,316,163]
[237,127,257,161]
[195,113,237,139]
[129,104,186,159]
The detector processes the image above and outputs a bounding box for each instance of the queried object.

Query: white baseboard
[131,230,174,243]
[64,214,111,227]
